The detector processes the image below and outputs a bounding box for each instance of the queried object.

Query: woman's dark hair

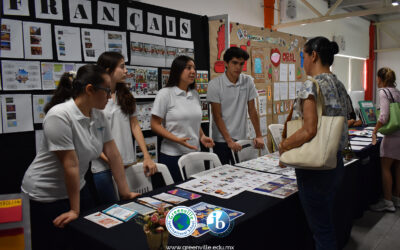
[223,47,249,63]
[166,55,195,90]
[304,36,339,66]
[97,51,136,116]
[44,64,107,113]
[377,67,397,87]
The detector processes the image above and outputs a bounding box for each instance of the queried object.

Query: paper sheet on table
[1,94,33,133]
[280,64,288,81]
[23,21,53,59]
[130,33,166,67]
[288,64,295,81]
[54,25,82,61]
[351,137,372,142]
[81,28,105,62]
[0,19,24,58]
[1,60,41,90]
[350,145,365,151]
[350,141,371,146]
[280,82,288,100]
[274,82,280,101]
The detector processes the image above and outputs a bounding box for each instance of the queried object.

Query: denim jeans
[295,152,345,250]
[159,152,184,183]
[93,169,119,204]
[213,142,235,165]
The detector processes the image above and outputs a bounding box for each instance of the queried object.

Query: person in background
[370,67,400,212]
[21,65,139,250]
[92,52,157,204]
[151,55,214,182]
[279,37,351,250]
[207,47,264,165]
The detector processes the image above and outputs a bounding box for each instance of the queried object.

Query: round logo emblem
[166,206,197,238]
[206,210,230,234]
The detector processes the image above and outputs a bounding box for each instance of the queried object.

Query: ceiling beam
[300,0,323,17]
[273,5,400,29]
[374,19,400,25]
[325,0,343,16]
[379,25,400,45]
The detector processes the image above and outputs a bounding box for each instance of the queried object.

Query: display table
[68,141,381,250]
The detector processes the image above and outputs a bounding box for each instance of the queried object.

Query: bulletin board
[209,20,307,152]
[0,0,210,194]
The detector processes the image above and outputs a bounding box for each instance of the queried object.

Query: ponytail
[44,72,74,113]
[377,67,397,87]
[115,82,136,116]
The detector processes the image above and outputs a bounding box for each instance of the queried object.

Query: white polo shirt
[91,97,137,173]
[207,73,258,142]
[21,99,113,202]
[152,87,202,156]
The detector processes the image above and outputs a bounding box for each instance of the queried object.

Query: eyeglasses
[95,86,112,95]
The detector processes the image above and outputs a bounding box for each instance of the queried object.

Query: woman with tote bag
[279,37,351,250]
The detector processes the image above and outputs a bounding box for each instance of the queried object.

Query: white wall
[138,0,265,27]
[376,17,400,91]
[277,0,370,59]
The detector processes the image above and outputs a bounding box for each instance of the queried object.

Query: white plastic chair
[114,163,174,197]
[177,152,222,180]
[260,136,270,156]
[231,139,259,164]
[269,124,284,152]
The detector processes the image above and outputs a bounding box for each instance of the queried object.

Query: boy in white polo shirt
[207,47,264,164]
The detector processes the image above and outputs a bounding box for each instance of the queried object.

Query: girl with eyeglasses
[21,64,139,250]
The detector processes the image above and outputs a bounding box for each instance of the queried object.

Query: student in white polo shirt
[207,47,264,165]
[21,65,139,250]
[91,52,157,204]
[151,56,215,182]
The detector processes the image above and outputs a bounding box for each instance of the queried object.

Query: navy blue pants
[29,185,95,250]
[159,152,184,183]
[213,142,235,165]
[295,152,345,250]
[93,169,119,204]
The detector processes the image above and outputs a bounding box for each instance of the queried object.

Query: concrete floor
[344,209,400,250]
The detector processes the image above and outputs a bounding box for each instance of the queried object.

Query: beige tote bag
[280,78,344,170]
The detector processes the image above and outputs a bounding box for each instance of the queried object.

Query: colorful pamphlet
[84,212,123,228]
[137,197,172,210]
[102,204,138,222]
[358,101,377,125]
[167,189,202,200]
[0,199,22,223]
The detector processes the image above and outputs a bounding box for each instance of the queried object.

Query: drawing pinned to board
[214,23,232,73]
[195,71,208,96]
[296,67,302,80]
[161,69,170,88]
[251,47,265,80]
[125,66,158,97]
[300,51,304,68]
[130,32,165,67]
[267,85,272,102]
[165,38,194,67]
[136,102,153,130]
[1,19,24,58]
[270,48,281,67]
[32,95,52,123]
[273,68,279,81]
[1,60,41,90]
[237,29,245,40]
[105,31,128,62]
[41,62,75,89]
[23,21,53,59]
[81,28,106,62]
[54,25,82,61]
[267,64,273,80]
[1,94,33,133]
[288,64,295,81]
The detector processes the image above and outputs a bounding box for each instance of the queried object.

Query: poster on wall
[105,31,128,62]
[165,38,194,67]
[195,71,208,96]
[23,22,53,59]
[1,94,33,133]
[41,62,75,89]
[251,47,265,81]
[161,69,170,89]
[32,95,52,123]
[130,33,165,67]
[1,60,41,90]
[126,66,158,97]
[288,82,296,100]
[135,136,157,163]
[0,19,24,58]
[35,0,63,20]
[35,130,44,154]
[280,82,288,101]
[81,28,105,62]
[3,0,30,16]
[54,26,82,61]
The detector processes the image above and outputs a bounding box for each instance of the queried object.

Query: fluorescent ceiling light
[393,1,399,6]
[335,54,367,60]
